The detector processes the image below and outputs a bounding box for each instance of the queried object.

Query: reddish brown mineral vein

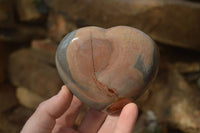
[90,33,96,74]
[90,33,118,97]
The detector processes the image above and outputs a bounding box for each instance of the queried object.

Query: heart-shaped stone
[56,26,159,113]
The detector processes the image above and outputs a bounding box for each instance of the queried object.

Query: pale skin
[21,86,138,133]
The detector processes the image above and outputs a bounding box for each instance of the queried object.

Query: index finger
[21,86,73,133]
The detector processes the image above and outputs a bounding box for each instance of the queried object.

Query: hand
[21,86,138,133]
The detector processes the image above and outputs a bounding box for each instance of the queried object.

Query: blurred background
[0,0,200,133]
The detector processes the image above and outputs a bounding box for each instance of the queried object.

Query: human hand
[21,86,138,133]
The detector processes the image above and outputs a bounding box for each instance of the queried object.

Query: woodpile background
[0,0,200,132]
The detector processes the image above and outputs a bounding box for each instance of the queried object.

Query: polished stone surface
[56,26,159,113]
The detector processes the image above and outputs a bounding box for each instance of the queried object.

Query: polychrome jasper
[56,26,159,113]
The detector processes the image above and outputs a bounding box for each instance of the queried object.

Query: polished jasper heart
[56,26,159,113]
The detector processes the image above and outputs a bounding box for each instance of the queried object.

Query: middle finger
[56,96,83,127]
